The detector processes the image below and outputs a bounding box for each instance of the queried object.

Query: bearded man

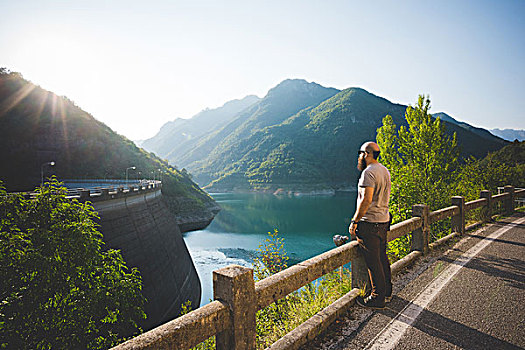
[349,141,392,309]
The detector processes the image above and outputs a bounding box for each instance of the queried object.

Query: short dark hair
[372,150,380,159]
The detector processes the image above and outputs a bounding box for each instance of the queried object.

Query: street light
[152,168,162,182]
[125,166,136,183]
[41,161,55,186]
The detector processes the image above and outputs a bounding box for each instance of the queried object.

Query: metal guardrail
[17,180,162,201]
[112,185,523,350]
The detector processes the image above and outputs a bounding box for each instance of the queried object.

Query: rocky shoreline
[162,195,221,233]
[207,186,357,197]
[175,202,221,233]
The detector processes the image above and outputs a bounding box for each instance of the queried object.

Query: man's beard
[357,158,367,171]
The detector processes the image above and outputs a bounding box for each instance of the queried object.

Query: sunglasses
[358,150,367,156]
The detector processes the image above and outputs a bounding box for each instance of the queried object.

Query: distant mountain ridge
[489,128,525,141]
[432,112,505,142]
[142,95,260,158]
[142,79,508,192]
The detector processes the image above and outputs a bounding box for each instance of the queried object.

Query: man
[349,141,392,309]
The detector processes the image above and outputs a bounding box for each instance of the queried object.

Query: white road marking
[365,215,525,350]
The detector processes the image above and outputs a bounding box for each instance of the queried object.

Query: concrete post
[213,265,256,350]
[351,242,371,295]
[100,188,109,200]
[480,190,492,223]
[451,196,465,235]
[504,185,515,215]
[80,189,90,201]
[411,204,430,254]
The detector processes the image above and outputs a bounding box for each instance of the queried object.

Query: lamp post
[151,168,161,183]
[125,166,136,183]
[41,161,55,187]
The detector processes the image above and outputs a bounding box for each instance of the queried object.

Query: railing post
[351,244,371,295]
[411,204,429,254]
[451,196,465,235]
[480,190,492,223]
[213,265,256,350]
[504,185,515,215]
[100,188,110,200]
[80,189,91,201]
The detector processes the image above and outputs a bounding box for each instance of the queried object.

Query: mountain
[168,79,340,184]
[433,112,512,144]
[176,84,506,192]
[142,95,260,159]
[0,68,218,223]
[203,87,406,191]
[489,128,525,141]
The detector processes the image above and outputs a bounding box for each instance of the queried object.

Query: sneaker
[356,295,385,309]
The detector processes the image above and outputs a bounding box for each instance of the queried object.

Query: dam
[70,181,201,330]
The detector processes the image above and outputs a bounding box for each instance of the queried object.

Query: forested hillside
[0,68,217,222]
[159,82,506,192]
[140,78,508,193]
[202,87,407,191]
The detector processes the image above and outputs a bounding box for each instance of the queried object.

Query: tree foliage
[377,95,459,221]
[377,95,459,258]
[0,179,146,349]
[454,140,525,200]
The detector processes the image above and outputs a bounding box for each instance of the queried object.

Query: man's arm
[349,186,374,236]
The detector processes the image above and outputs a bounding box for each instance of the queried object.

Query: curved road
[308,212,525,350]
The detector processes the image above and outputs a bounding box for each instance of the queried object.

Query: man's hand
[349,221,357,237]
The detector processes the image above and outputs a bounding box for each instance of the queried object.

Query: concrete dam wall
[91,189,201,330]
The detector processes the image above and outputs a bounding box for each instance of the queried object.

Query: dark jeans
[356,221,392,302]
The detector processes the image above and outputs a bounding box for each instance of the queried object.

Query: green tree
[0,178,146,349]
[377,95,459,257]
[377,95,459,219]
[455,141,525,201]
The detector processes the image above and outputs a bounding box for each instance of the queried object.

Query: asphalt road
[305,212,525,350]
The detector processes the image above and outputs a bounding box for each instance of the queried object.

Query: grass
[255,269,352,348]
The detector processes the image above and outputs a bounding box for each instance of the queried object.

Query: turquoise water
[183,192,357,305]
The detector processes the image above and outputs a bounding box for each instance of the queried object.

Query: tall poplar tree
[377,95,459,257]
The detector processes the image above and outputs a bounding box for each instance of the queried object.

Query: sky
[1,0,524,140]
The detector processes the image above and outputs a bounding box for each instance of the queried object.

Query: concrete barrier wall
[92,189,201,330]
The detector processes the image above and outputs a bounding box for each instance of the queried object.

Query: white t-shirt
[357,162,391,223]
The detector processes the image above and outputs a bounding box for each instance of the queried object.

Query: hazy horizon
[1,0,523,140]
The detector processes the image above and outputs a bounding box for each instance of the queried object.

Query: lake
[183,191,357,305]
